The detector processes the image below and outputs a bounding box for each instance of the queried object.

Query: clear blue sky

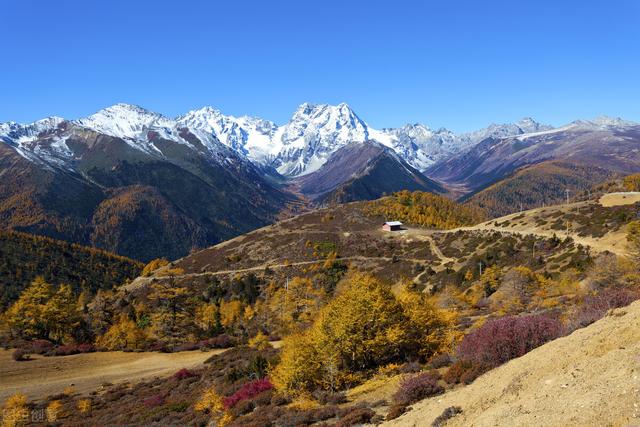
[1,0,639,132]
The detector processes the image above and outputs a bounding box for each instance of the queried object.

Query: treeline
[364,190,485,229]
[0,230,142,309]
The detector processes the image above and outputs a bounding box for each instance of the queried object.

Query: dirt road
[0,349,224,401]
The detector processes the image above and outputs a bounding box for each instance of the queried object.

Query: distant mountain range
[0,102,559,177]
[1,102,638,260]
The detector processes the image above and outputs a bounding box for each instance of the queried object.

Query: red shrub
[573,288,640,328]
[428,353,452,369]
[173,342,198,352]
[143,394,165,408]
[77,343,97,353]
[12,348,30,361]
[443,360,475,384]
[392,372,443,405]
[223,378,273,409]
[203,334,235,349]
[457,314,564,368]
[48,344,80,356]
[336,407,376,426]
[30,340,53,354]
[173,368,196,380]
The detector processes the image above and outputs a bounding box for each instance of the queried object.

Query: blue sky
[1,0,639,132]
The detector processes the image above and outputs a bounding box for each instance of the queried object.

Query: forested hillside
[464,161,617,217]
[0,230,142,309]
[364,190,486,228]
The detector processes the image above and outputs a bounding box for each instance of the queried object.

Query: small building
[382,221,403,231]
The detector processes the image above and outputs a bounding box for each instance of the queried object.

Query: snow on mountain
[461,117,553,144]
[273,103,373,176]
[4,103,636,179]
[378,124,462,172]
[570,115,638,130]
[177,106,279,164]
[0,116,64,144]
[74,103,174,141]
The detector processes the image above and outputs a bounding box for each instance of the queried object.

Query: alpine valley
[1,102,638,261]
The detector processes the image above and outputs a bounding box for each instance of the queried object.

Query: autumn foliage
[271,273,451,395]
[458,313,564,368]
[364,190,485,229]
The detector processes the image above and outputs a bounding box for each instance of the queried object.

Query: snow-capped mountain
[378,124,462,172]
[176,102,481,176]
[461,117,553,144]
[0,116,65,144]
[177,107,279,164]
[3,103,638,180]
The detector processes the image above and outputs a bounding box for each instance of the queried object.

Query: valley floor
[0,349,224,402]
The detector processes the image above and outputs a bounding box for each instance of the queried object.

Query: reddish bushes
[12,348,30,361]
[198,334,235,350]
[223,378,273,409]
[46,343,96,357]
[173,342,199,352]
[457,314,564,368]
[573,288,640,328]
[143,394,165,408]
[443,314,564,385]
[393,372,444,406]
[428,353,452,369]
[30,339,54,354]
[173,368,197,380]
[443,360,487,385]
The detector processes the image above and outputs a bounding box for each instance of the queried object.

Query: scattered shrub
[386,404,408,420]
[393,372,444,406]
[143,394,166,408]
[77,343,96,353]
[313,390,347,405]
[443,360,488,385]
[270,393,291,406]
[30,339,54,354]
[12,348,30,361]
[457,314,564,369]
[46,400,64,422]
[173,342,199,352]
[223,378,273,409]
[173,368,197,380]
[399,361,423,374]
[248,332,271,350]
[432,406,463,427]
[200,334,235,349]
[336,407,376,426]
[48,344,79,356]
[229,398,255,417]
[77,398,92,414]
[443,360,471,384]
[428,353,452,369]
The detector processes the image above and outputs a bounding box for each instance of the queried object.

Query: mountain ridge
[4,102,592,177]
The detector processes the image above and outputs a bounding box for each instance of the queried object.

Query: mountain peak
[75,103,171,140]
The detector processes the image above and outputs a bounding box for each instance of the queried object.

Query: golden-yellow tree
[4,278,80,342]
[96,315,148,350]
[271,273,449,395]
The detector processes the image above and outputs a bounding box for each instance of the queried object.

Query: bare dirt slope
[0,349,224,401]
[384,300,640,427]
